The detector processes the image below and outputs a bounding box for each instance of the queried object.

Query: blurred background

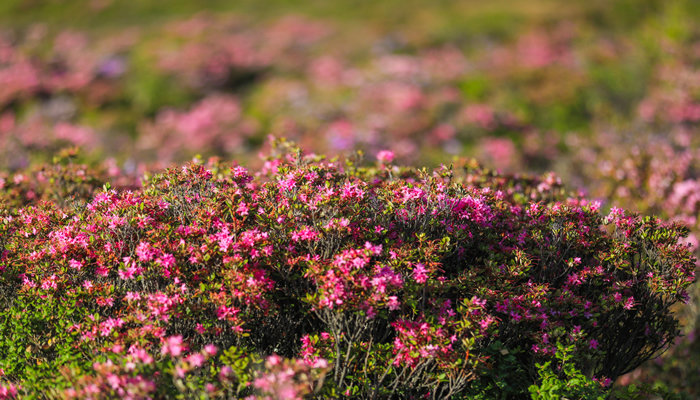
[2,0,700,395]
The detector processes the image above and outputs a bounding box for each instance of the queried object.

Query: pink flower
[217,305,239,320]
[237,202,249,216]
[161,335,184,357]
[125,291,141,302]
[203,344,217,356]
[413,263,428,284]
[291,226,319,242]
[186,353,205,368]
[157,253,176,268]
[267,354,282,366]
[136,241,155,262]
[387,296,400,311]
[479,316,494,330]
[376,150,395,164]
[312,358,328,368]
[69,259,84,270]
[605,207,625,224]
[41,275,57,291]
[119,265,138,280]
[0,383,19,398]
[341,182,365,200]
[589,339,599,350]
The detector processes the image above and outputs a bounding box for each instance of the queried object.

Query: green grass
[0,0,655,43]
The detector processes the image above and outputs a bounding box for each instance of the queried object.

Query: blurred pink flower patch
[325,119,355,151]
[462,104,497,130]
[138,94,255,161]
[54,122,98,148]
[308,56,345,85]
[481,137,516,171]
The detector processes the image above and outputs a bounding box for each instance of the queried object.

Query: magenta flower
[136,241,155,262]
[0,383,18,398]
[341,182,365,200]
[40,274,57,291]
[124,291,141,302]
[68,258,84,270]
[387,296,400,311]
[291,226,319,242]
[157,253,176,268]
[413,263,428,283]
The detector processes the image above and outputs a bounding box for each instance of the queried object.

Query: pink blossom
[413,263,428,284]
[605,207,625,224]
[341,182,365,200]
[124,291,141,302]
[237,202,249,216]
[376,150,395,164]
[203,344,217,356]
[291,226,319,242]
[69,258,84,270]
[119,265,138,280]
[217,305,240,321]
[479,316,494,330]
[41,275,57,291]
[157,253,176,269]
[161,335,184,357]
[136,241,155,262]
[186,353,205,368]
[0,383,19,398]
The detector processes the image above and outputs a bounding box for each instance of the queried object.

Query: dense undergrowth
[0,141,695,398]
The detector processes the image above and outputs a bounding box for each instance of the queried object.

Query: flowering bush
[0,142,694,398]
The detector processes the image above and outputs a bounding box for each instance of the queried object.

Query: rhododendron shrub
[0,142,695,398]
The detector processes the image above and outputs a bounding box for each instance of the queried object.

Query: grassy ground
[0,0,659,43]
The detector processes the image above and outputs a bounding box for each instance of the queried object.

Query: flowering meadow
[3,0,700,397]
